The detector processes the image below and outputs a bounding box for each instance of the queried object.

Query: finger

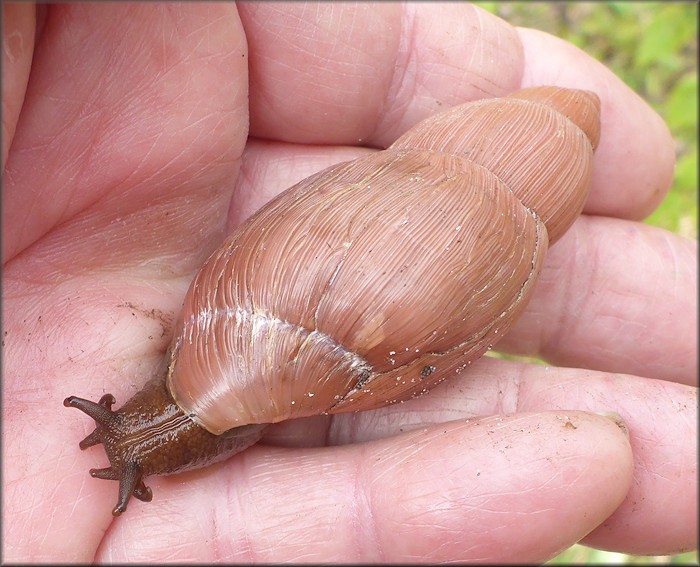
[101,411,631,563]
[319,357,698,556]
[2,3,248,270]
[238,2,673,221]
[500,216,698,386]
[230,140,374,230]
[1,2,35,170]
[239,2,523,145]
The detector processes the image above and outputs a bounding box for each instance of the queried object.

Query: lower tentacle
[114,461,147,516]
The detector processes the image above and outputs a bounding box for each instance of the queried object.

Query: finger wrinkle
[370,5,416,145]
[544,219,596,357]
[465,6,494,91]
[351,445,384,562]
[179,10,229,45]
[658,228,695,288]
[223,452,257,562]
[501,358,526,415]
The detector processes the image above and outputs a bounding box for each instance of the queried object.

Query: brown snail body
[65,86,601,515]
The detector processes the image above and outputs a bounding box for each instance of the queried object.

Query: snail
[64,86,601,516]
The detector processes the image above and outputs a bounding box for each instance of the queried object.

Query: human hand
[3,3,696,563]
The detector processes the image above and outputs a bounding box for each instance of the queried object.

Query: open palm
[3,3,696,563]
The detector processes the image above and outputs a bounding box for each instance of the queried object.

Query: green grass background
[476,2,698,564]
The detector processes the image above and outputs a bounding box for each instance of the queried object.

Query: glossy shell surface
[167,87,601,434]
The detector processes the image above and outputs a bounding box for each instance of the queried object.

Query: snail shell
[64,86,600,515]
[167,86,600,434]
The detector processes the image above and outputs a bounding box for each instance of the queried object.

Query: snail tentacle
[64,376,266,515]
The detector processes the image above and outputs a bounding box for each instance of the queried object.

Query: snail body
[65,86,601,515]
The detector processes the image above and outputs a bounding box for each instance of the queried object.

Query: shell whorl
[167,87,601,434]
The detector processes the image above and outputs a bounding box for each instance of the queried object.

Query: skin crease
[1,2,696,563]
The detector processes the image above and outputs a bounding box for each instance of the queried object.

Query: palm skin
[2,3,696,563]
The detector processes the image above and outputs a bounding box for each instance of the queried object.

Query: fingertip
[362,411,634,562]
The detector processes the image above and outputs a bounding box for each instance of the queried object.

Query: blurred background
[478,2,698,564]
[480,1,697,240]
